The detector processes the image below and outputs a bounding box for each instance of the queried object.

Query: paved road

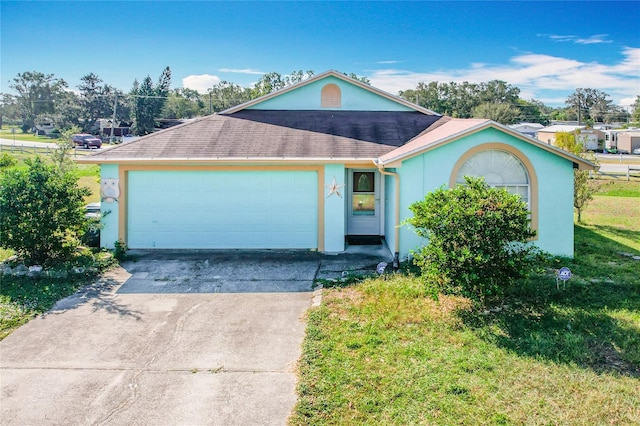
[0,137,106,152]
[0,249,390,425]
[598,163,640,174]
[0,137,58,149]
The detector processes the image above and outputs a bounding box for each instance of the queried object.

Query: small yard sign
[556,267,572,289]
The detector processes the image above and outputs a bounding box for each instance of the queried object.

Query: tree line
[400,81,638,126]
[1,68,638,136]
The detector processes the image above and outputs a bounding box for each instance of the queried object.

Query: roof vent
[321,84,341,108]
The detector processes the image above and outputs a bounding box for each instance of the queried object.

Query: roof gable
[378,119,597,171]
[222,70,439,115]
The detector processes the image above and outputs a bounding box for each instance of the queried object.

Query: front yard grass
[291,183,640,425]
[0,250,116,340]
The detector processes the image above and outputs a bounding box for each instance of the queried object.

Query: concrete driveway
[0,249,389,425]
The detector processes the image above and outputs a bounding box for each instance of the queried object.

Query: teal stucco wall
[324,164,346,252]
[397,128,576,258]
[383,173,397,256]
[248,75,414,111]
[99,164,119,249]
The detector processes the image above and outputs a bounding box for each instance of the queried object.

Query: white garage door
[127,170,318,249]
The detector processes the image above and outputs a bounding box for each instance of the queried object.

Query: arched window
[455,149,529,205]
[321,84,341,108]
[450,144,538,235]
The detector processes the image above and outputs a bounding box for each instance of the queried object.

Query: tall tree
[477,80,520,105]
[153,66,172,119]
[207,81,252,113]
[400,81,446,113]
[163,88,204,119]
[0,94,19,125]
[343,72,370,85]
[41,90,82,131]
[130,67,172,135]
[246,69,367,102]
[77,73,129,132]
[565,88,614,124]
[603,105,629,124]
[284,70,315,86]
[472,102,521,124]
[517,99,550,125]
[251,72,286,97]
[9,71,68,132]
[631,95,640,125]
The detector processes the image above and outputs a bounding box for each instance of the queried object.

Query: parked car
[633,148,640,155]
[72,134,102,149]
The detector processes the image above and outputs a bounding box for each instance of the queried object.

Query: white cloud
[182,74,221,94]
[377,60,400,64]
[575,34,613,45]
[218,68,265,75]
[370,47,640,106]
[619,96,636,108]
[541,33,612,44]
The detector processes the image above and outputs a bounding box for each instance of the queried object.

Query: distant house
[536,125,604,151]
[78,70,595,259]
[96,119,133,138]
[616,131,640,154]
[602,129,628,150]
[509,122,544,137]
[34,123,56,136]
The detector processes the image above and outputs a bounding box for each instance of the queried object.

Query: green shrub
[113,240,128,261]
[0,157,90,265]
[406,176,542,302]
[0,153,17,169]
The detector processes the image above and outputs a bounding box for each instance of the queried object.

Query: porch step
[345,235,382,245]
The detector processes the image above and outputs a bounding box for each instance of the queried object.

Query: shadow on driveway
[117,248,391,294]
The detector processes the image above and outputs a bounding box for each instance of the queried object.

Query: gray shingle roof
[88,111,445,160]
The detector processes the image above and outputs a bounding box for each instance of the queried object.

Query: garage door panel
[127,170,318,249]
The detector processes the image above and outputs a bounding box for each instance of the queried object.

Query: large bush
[0,157,90,265]
[407,176,540,302]
[0,153,17,169]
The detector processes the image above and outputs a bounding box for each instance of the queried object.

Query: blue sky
[1,1,639,107]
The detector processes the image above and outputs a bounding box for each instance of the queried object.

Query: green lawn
[0,249,116,340]
[0,125,60,143]
[596,180,640,198]
[291,183,640,425]
[0,149,101,203]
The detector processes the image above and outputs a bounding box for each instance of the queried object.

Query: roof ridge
[405,116,453,142]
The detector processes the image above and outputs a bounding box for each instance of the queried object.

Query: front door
[347,170,380,235]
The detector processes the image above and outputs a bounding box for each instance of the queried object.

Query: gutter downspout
[374,159,400,269]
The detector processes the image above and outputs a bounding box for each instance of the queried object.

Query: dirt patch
[589,341,640,377]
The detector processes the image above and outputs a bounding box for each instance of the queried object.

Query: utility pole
[577,93,581,126]
[110,94,118,143]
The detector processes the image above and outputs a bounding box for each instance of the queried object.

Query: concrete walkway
[0,248,391,425]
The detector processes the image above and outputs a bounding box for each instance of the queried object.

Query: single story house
[78,71,595,262]
[508,122,544,137]
[616,131,640,154]
[536,125,604,151]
